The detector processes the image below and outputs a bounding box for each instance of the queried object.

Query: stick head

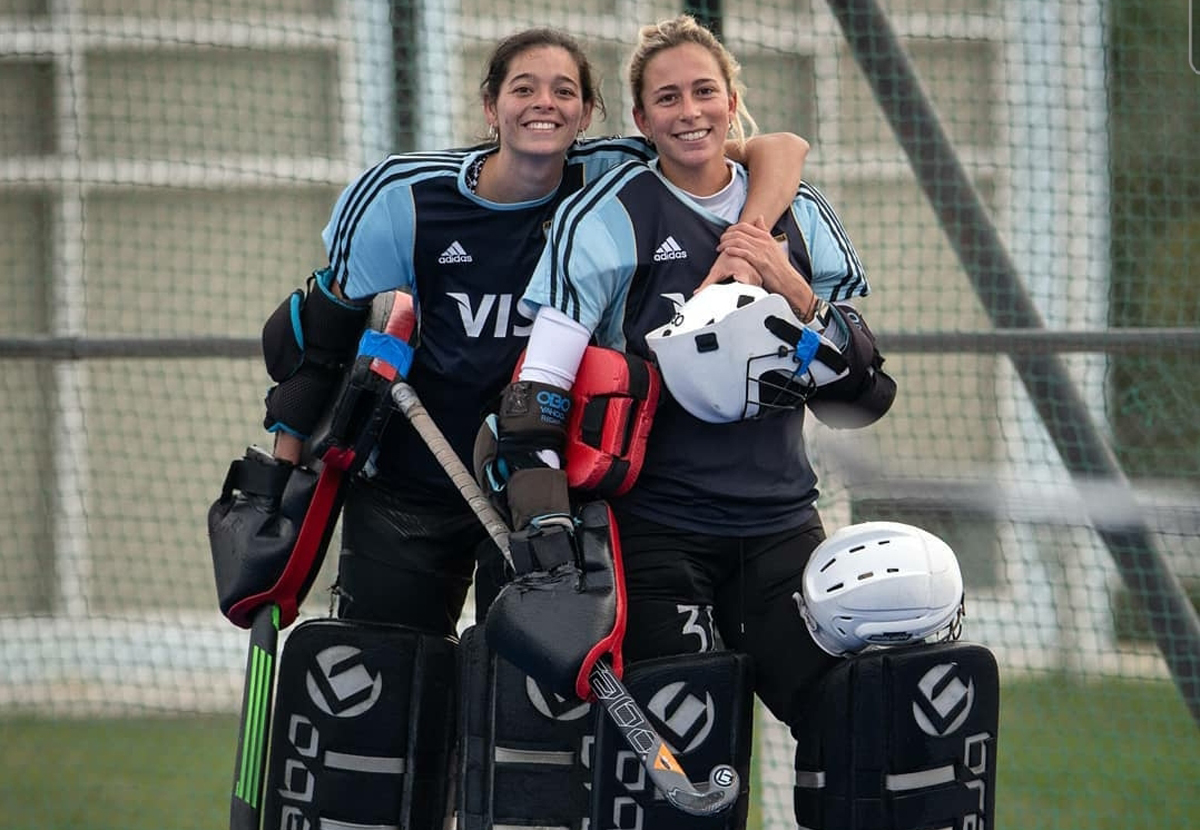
[663,763,740,816]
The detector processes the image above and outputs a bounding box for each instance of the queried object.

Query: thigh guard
[262,619,458,830]
[590,650,755,830]
[457,624,593,830]
[793,641,999,830]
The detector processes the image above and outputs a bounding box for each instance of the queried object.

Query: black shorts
[611,506,838,730]
[334,477,507,635]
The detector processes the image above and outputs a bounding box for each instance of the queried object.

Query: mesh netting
[1,2,1197,828]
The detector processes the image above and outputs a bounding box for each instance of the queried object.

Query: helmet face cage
[751,357,818,415]
[798,521,966,657]
[647,285,818,423]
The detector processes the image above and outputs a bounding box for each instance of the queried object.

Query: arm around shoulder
[726,132,810,224]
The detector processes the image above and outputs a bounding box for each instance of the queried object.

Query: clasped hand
[696,216,814,312]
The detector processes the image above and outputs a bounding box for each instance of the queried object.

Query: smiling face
[484,45,594,161]
[633,42,736,193]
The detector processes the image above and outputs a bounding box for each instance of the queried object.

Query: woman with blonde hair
[482,16,894,823]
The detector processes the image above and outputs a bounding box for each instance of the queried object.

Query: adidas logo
[438,241,473,264]
[653,236,688,262]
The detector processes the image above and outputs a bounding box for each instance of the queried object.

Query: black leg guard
[793,641,999,830]
[457,624,594,829]
[262,619,458,830]
[590,651,755,830]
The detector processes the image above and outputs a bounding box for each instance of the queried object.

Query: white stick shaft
[389,382,513,565]
[390,381,735,816]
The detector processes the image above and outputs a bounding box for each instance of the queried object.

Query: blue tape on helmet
[794,326,821,374]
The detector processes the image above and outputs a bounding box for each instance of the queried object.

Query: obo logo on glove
[535,388,571,427]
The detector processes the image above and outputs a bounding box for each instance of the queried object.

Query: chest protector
[516,346,661,496]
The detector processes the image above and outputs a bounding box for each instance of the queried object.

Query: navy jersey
[523,160,869,535]
[321,138,653,501]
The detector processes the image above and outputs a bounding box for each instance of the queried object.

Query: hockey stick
[389,380,741,816]
[229,602,279,830]
[588,658,740,816]
[389,381,512,565]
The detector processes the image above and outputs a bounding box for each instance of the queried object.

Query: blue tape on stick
[357,330,415,379]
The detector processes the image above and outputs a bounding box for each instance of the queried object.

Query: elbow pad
[806,304,897,429]
[261,267,371,438]
[514,346,661,496]
[562,348,660,496]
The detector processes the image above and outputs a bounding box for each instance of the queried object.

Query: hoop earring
[487,124,498,142]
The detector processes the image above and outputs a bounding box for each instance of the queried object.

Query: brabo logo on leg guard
[264,620,458,830]
[905,661,991,830]
[277,713,319,822]
[793,642,999,830]
[278,644,395,823]
[457,625,595,830]
[306,645,384,717]
[645,681,716,754]
[912,661,974,738]
[525,675,592,722]
[276,643,403,829]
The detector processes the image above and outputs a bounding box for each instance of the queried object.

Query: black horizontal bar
[2,329,1200,360]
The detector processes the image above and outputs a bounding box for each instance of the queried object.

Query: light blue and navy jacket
[321,138,653,502]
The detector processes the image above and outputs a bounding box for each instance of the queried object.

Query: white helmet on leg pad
[796,521,965,657]
[645,282,849,423]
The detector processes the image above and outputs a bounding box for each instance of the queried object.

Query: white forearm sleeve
[518,307,592,390]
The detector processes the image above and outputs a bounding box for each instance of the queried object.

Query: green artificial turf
[2,676,1197,830]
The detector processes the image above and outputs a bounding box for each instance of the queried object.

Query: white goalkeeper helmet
[645,282,849,423]
[796,521,965,657]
